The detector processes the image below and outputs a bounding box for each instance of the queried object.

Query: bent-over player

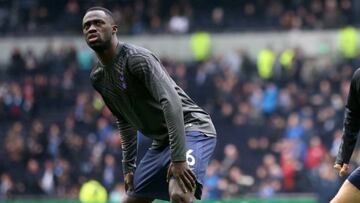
[82,7,217,203]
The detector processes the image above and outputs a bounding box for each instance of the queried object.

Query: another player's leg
[169,178,194,203]
[331,167,360,203]
[122,195,154,203]
[331,180,360,203]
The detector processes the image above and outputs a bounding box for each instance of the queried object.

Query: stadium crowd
[0,0,359,35]
[1,1,360,203]
[0,39,359,203]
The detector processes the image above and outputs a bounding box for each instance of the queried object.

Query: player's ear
[112,25,118,35]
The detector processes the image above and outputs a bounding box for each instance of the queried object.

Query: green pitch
[0,198,317,203]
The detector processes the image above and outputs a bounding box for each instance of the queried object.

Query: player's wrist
[170,154,186,163]
[124,171,134,176]
[122,162,136,175]
[171,160,186,164]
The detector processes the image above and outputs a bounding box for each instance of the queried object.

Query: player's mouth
[88,34,99,43]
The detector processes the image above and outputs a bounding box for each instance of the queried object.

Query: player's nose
[88,24,97,33]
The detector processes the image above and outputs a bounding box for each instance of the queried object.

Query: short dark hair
[86,6,115,24]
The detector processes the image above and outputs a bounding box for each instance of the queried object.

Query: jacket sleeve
[127,53,186,162]
[336,69,360,165]
[116,116,137,174]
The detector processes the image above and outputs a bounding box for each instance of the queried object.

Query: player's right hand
[167,161,196,193]
[124,172,134,192]
[334,163,350,177]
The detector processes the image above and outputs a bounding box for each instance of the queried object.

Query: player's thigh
[169,178,194,203]
[122,194,154,203]
[331,180,360,203]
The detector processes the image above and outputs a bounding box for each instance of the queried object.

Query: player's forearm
[336,107,360,164]
[161,98,187,162]
[116,120,137,174]
[337,131,357,164]
[121,136,137,174]
[344,105,360,134]
[336,69,360,165]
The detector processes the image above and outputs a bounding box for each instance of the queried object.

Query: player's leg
[122,195,154,203]
[331,180,360,203]
[331,167,360,203]
[169,177,194,203]
[127,146,172,201]
[168,131,216,202]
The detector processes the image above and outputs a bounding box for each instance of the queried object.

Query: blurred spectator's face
[27,159,40,173]
[49,124,60,136]
[82,10,117,51]
[229,166,242,179]
[206,160,220,176]
[97,117,108,129]
[310,136,321,147]
[288,113,299,127]
[263,154,276,166]
[105,154,115,166]
[224,144,238,159]
[33,120,44,133]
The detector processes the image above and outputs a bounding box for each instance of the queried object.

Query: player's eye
[95,20,103,26]
[83,23,90,30]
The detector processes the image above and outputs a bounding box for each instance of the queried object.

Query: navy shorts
[128,131,216,201]
[348,166,360,190]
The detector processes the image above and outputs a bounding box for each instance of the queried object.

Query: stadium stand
[1,1,360,203]
[0,0,359,36]
[1,41,359,203]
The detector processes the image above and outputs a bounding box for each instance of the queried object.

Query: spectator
[40,160,56,195]
[305,136,327,170]
[0,173,14,198]
[24,159,43,195]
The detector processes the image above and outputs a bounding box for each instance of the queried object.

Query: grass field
[0,198,317,203]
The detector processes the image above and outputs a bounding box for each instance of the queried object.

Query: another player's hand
[334,163,350,177]
[124,172,134,192]
[167,161,196,193]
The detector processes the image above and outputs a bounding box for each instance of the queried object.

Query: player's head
[82,7,118,52]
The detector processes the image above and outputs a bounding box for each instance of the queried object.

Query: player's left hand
[167,161,196,193]
[124,172,134,192]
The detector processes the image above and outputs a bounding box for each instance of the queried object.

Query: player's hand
[167,161,196,193]
[124,172,134,192]
[334,163,350,177]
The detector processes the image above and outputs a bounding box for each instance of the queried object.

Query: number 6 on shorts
[186,149,196,166]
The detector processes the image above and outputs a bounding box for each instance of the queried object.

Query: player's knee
[122,195,134,203]
[170,193,184,203]
[170,192,191,203]
[122,195,148,203]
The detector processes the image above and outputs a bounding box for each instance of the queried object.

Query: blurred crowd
[0,0,359,35]
[1,40,360,203]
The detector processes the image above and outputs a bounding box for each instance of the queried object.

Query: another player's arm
[116,116,137,191]
[128,54,196,192]
[335,69,360,176]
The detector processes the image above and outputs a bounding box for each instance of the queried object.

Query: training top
[336,68,360,165]
[90,43,216,174]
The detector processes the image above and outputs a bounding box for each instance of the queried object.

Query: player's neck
[96,38,119,66]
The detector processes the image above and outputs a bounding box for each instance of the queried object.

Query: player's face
[82,10,116,51]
